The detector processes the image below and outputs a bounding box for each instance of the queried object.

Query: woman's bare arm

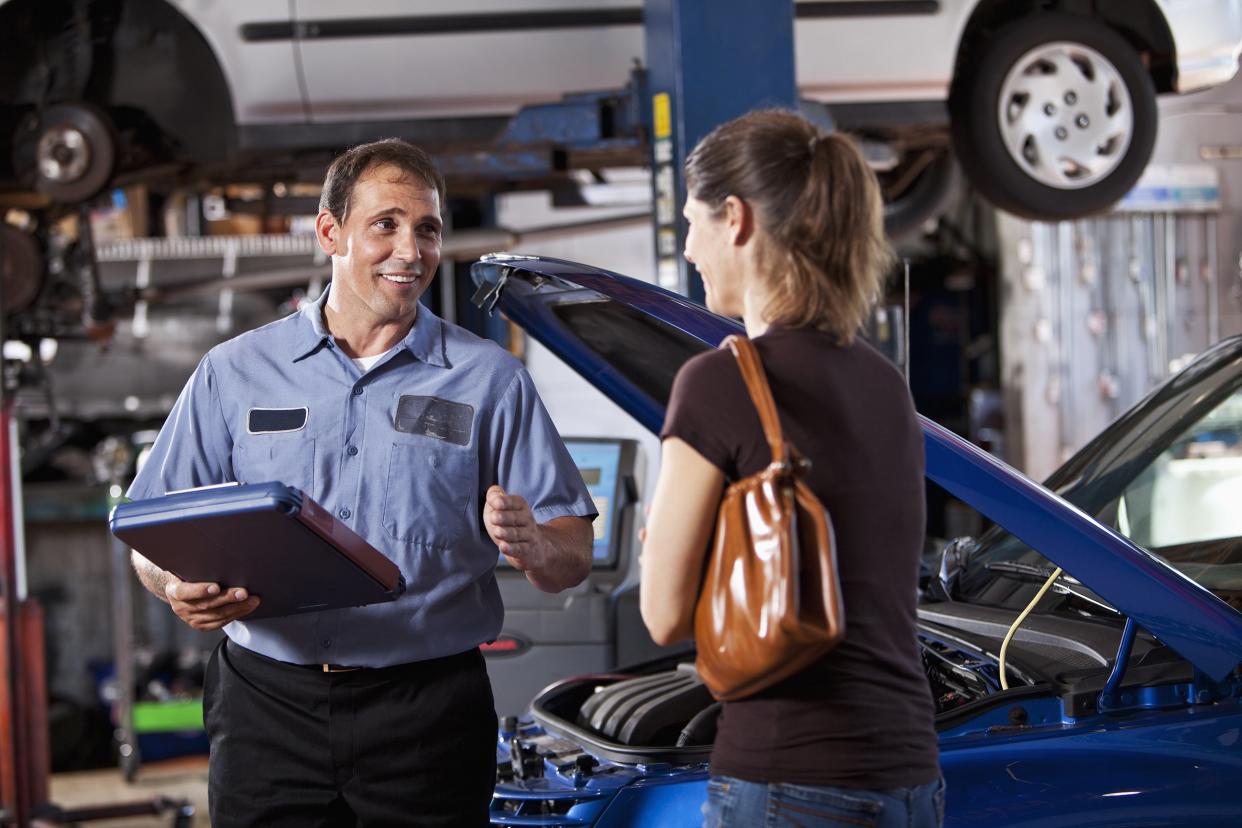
[640,437,725,645]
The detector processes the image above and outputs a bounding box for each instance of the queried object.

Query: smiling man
[127,139,596,827]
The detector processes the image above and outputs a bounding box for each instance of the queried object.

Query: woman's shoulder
[663,346,750,465]
[666,346,747,421]
[678,345,741,380]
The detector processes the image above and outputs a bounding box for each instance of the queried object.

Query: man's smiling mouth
[379,272,420,284]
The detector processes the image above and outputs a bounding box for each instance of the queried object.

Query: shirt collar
[291,284,447,368]
[400,298,448,368]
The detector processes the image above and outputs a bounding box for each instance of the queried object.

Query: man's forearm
[131,550,173,603]
[526,516,593,593]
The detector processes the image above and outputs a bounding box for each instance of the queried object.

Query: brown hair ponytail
[685,109,893,344]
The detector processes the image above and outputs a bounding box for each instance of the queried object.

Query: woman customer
[640,109,942,828]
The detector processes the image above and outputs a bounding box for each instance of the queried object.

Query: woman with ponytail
[640,109,943,827]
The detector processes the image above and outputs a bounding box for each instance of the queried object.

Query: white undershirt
[351,349,392,374]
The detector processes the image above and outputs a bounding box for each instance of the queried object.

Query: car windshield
[960,342,1242,613]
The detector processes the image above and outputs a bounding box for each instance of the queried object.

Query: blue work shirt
[128,286,597,667]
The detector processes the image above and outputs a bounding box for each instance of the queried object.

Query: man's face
[318,163,443,328]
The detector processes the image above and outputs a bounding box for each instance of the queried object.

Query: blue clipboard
[109,482,406,619]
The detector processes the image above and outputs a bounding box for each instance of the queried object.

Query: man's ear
[722,195,753,247]
[314,210,339,256]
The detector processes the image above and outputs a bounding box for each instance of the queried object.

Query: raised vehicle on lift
[0,0,1239,221]
[470,254,1242,827]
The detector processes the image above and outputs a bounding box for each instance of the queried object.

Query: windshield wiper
[983,562,1119,615]
[984,561,1054,578]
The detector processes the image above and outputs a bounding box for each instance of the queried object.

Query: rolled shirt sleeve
[485,368,598,525]
[127,353,236,501]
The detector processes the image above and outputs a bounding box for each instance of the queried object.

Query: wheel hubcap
[36,124,92,184]
[997,41,1133,190]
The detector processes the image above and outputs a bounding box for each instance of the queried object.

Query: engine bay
[525,637,1013,768]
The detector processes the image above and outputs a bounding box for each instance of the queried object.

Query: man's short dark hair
[319,138,447,222]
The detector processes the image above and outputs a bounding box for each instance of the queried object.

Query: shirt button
[347,445,359,456]
[321,639,331,648]
[338,507,351,520]
[325,340,334,349]
[352,386,363,396]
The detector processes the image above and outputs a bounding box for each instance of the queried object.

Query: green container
[131,699,204,733]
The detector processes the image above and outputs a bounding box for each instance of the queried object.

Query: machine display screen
[566,440,623,565]
[496,438,629,569]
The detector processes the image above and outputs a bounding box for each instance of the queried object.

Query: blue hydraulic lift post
[643,0,797,304]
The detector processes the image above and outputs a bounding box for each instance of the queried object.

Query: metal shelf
[96,234,321,263]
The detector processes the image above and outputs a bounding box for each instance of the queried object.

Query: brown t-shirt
[661,325,939,789]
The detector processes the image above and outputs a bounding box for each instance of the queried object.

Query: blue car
[472,254,1242,827]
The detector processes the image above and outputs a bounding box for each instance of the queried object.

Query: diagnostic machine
[486,437,670,715]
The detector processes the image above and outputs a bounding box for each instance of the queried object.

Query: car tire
[883,148,961,240]
[14,102,117,204]
[949,13,1157,221]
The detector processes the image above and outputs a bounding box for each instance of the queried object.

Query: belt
[292,648,481,674]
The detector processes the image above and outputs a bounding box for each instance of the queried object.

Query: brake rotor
[11,102,117,204]
[0,223,46,314]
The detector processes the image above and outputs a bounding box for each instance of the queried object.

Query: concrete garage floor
[48,757,210,827]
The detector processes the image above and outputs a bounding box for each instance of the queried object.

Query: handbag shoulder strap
[723,335,788,466]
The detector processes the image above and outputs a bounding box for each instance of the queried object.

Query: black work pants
[204,638,497,827]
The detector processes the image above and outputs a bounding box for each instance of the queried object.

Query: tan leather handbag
[694,335,845,701]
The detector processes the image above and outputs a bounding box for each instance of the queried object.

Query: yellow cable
[998,566,1063,690]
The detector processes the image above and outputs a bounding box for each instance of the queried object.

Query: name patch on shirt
[394,396,473,446]
[247,406,308,434]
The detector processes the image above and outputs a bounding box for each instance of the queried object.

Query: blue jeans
[702,775,945,828]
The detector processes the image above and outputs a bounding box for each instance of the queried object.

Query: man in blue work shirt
[128,139,597,827]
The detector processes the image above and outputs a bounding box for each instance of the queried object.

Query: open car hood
[470,254,1242,681]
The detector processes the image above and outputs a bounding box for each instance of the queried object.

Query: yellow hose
[998,567,1063,690]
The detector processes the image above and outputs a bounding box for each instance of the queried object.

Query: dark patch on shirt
[247,407,308,434]
[394,396,473,446]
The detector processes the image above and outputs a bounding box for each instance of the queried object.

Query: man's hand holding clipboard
[162,574,261,632]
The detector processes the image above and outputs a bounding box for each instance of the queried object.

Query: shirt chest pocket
[234,434,316,494]
[383,441,477,548]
